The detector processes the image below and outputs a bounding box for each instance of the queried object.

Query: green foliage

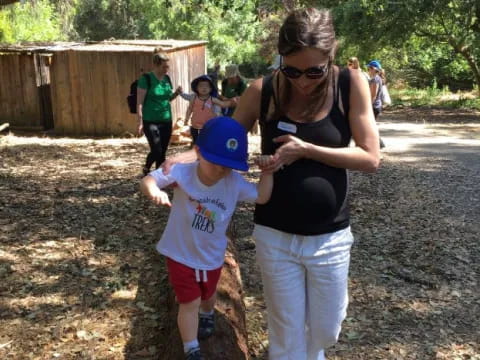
[1,0,479,92]
[139,0,264,66]
[0,1,64,42]
[390,87,480,110]
[333,0,480,90]
[74,0,140,40]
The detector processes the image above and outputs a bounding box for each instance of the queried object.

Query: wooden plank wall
[50,45,206,136]
[0,53,43,128]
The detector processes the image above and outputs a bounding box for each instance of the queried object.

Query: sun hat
[367,60,382,71]
[191,75,218,97]
[196,116,248,171]
[225,64,241,78]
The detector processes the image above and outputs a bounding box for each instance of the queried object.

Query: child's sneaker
[185,347,203,360]
[198,312,215,340]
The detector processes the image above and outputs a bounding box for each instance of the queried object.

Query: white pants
[253,225,353,360]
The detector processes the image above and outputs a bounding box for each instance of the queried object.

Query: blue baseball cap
[367,60,382,70]
[196,116,249,171]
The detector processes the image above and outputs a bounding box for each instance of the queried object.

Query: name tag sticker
[277,121,297,134]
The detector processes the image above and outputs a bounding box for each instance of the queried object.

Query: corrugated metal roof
[0,40,208,53]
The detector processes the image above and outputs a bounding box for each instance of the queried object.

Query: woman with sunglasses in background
[234,8,379,360]
[162,8,379,359]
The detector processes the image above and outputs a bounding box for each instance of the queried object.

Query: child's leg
[200,292,216,313]
[178,297,201,343]
[197,267,222,340]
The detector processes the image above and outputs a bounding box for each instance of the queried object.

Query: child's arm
[212,97,235,108]
[255,155,274,204]
[185,98,194,125]
[140,175,172,207]
[179,92,195,101]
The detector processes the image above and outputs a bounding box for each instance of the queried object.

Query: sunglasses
[280,62,329,79]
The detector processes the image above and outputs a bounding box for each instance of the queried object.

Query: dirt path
[243,108,480,359]
[0,108,479,359]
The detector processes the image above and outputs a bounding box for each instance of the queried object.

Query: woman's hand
[176,85,183,95]
[272,135,309,170]
[137,122,144,136]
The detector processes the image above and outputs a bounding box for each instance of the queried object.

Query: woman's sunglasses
[280,62,329,79]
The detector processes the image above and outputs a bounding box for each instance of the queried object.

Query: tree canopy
[1,0,479,90]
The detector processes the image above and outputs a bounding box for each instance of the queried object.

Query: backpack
[381,84,392,106]
[126,73,172,114]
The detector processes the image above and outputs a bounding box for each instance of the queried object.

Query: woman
[347,56,360,69]
[137,47,182,176]
[235,8,379,359]
[367,60,385,148]
[163,8,379,360]
[220,64,247,116]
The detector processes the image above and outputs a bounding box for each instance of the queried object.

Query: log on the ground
[163,238,249,360]
[0,123,9,132]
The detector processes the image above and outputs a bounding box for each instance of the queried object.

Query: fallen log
[163,237,249,359]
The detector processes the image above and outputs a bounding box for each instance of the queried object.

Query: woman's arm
[169,86,182,101]
[137,87,147,136]
[162,150,197,174]
[232,78,262,131]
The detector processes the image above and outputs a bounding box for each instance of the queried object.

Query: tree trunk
[449,39,480,91]
[460,51,480,91]
[162,238,249,360]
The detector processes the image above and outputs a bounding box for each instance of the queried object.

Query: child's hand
[149,188,172,207]
[255,155,275,174]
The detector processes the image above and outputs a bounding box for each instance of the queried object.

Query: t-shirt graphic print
[149,162,257,270]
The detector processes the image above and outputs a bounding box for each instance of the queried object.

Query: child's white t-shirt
[149,162,258,270]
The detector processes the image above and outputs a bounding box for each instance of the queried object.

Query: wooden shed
[0,40,207,136]
[49,40,207,136]
[0,43,70,130]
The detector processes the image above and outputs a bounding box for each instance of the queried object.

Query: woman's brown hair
[153,47,169,65]
[348,57,359,69]
[273,8,337,122]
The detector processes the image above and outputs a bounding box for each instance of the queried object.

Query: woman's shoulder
[247,77,264,92]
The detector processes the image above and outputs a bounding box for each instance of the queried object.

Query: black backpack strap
[165,74,173,88]
[338,67,351,119]
[260,75,274,124]
[143,73,151,93]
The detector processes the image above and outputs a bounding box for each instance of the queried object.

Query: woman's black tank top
[254,68,352,235]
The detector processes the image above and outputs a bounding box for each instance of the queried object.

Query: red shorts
[166,257,222,304]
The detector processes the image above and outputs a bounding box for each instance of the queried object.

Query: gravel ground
[0,107,479,359]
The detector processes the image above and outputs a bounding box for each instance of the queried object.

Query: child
[184,75,232,144]
[140,116,273,360]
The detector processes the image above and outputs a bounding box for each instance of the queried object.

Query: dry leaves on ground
[0,109,479,359]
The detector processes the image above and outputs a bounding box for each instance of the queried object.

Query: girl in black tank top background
[161,8,380,360]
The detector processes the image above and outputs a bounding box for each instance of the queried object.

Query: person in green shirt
[220,64,247,116]
[137,47,182,176]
